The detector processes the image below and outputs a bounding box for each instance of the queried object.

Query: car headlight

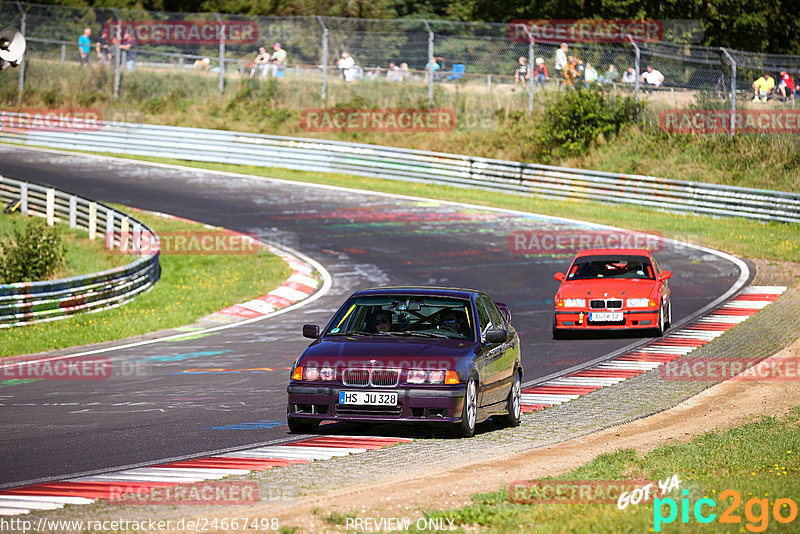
[292,366,336,381]
[563,298,586,308]
[626,298,650,308]
[407,369,426,384]
[428,370,446,384]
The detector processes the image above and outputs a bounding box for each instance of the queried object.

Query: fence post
[105,208,114,249]
[60,44,65,65]
[317,16,328,106]
[487,74,491,93]
[112,8,121,99]
[20,182,28,215]
[88,202,97,240]
[46,188,55,226]
[69,195,77,228]
[215,14,225,95]
[422,19,434,108]
[15,2,25,103]
[721,48,737,137]
[626,35,640,121]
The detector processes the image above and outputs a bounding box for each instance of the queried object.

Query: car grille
[342,368,399,387]
[336,404,403,417]
[590,299,623,309]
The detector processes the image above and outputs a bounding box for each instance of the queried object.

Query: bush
[0,219,66,283]
[537,87,638,161]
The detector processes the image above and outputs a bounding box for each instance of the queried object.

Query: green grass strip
[1,209,291,357]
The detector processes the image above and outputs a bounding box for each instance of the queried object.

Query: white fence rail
[0,176,160,328]
[3,119,799,224]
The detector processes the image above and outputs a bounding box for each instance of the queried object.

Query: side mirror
[302,324,320,339]
[484,328,508,344]
[554,272,566,282]
[658,270,672,281]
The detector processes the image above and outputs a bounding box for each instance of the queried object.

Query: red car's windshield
[567,255,655,281]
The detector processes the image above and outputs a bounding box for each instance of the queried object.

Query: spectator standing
[399,62,410,81]
[119,31,137,72]
[513,57,531,91]
[622,67,636,84]
[533,57,548,89]
[640,65,664,90]
[777,69,795,101]
[267,43,286,77]
[78,28,91,67]
[95,29,111,65]
[554,42,568,76]
[752,73,774,102]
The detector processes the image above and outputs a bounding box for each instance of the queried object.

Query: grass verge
[1,208,291,357]
[64,153,800,264]
[417,407,800,533]
[0,212,130,282]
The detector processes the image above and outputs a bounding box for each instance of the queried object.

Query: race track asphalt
[0,146,747,487]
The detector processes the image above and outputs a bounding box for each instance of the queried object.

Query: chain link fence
[4,1,800,135]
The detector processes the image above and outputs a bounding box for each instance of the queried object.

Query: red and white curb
[215,248,320,320]
[0,436,411,516]
[521,286,787,413]
[137,209,322,322]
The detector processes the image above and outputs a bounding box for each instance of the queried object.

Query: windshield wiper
[326,330,388,337]
[390,331,450,339]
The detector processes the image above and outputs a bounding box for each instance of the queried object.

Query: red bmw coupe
[553,248,672,338]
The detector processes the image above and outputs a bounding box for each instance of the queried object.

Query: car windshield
[567,255,655,280]
[324,295,474,340]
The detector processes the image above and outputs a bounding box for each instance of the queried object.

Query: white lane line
[0,500,64,510]
[0,508,29,515]
[723,301,772,309]
[150,467,251,476]
[637,346,697,355]
[598,361,663,371]
[254,445,361,456]
[546,377,627,386]
[223,450,333,461]
[521,394,582,404]
[697,315,750,324]
[71,474,208,483]
[0,496,94,505]
[120,468,231,478]
[741,286,786,294]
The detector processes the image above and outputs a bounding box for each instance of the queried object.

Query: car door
[473,297,494,408]
[480,296,516,406]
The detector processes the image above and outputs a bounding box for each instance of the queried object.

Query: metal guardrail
[0,176,160,328]
[2,118,799,224]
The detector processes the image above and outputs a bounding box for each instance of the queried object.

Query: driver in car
[374,310,393,333]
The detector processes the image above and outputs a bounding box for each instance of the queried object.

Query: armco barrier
[2,117,799,223]
[0,176,160,328]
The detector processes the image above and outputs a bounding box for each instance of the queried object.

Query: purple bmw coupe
[287,287,522,437]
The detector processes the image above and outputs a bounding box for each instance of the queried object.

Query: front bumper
[554,309,659,330]
[287,384,467,423]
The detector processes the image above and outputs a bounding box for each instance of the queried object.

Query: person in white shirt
[641,65,664,89]
[337,51,359,82]
[622,67,636,83]
[554,42,568,74]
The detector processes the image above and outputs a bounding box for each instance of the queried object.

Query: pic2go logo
[654,489,798,532]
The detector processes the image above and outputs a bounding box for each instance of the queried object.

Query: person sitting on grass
[752,72,774,102]
[777,69,795,101]
[513,57,531,91]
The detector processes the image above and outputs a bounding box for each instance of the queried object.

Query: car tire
[655,300,667,337]
[453,377,478,438]
[665,299,672,330]
[287,417,319,434]
[496,372,522,428]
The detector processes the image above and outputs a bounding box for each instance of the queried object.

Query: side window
[483,297,505,329]
[475,299,492,334]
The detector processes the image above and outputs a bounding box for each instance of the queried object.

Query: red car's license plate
[589,312,623,322]
[339,391,398,406]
